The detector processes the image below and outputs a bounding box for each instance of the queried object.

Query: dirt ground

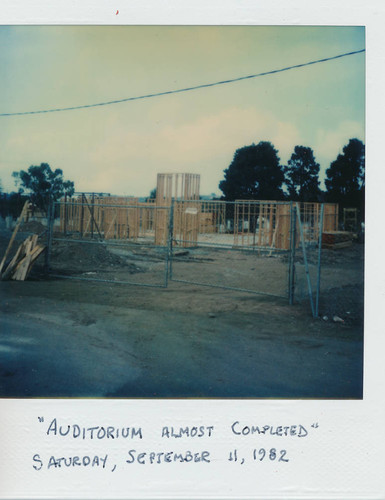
[0,223,364,399]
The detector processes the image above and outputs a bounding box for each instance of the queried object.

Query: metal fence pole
[166,200,175,283]
[296,202,316,318]
[44,199,54,275]
[91,192,95,238]
[63,193,67,236]
[288,203,297,305]
[80,194,85,237]
[315,204,325,317]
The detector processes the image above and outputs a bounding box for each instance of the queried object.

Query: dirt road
[0,276,363,399]
[0,226,364,398]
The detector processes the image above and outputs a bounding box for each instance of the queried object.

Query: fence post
[91,192,95,238]
[80,194,85,237]
[44,198,54,276]
[288,203,297,305]
[166,199,175,284]
[63,193,67,236]
[315,204,325,317]
[296,202,316,318]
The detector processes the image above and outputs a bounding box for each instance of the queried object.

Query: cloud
[315,120,365,160]
[74,106,302,195]
[3,103,362,198]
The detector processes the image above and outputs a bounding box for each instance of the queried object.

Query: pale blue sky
[0,26,365,196]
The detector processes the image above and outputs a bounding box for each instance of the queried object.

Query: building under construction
[58,172,339,250]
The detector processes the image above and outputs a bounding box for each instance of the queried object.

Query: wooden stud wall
[276,204,291,250]
[323,203,339,232]
[155,173,201,247]
[59,195,158,242]
[234,201,281,249]
[232,201,338,250]
[156,173,200,204]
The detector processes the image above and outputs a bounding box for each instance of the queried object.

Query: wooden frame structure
[233,201,338,250]
[57,172,338,250]
[156,173,200,205]
[155,173,201,246]
[234,200,283,248]
[59,195,157,241]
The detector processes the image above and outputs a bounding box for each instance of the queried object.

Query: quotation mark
[38,417,44,423]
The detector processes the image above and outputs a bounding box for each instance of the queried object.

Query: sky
[0,25,365,197]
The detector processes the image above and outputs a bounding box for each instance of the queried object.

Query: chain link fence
[44,197,340,314]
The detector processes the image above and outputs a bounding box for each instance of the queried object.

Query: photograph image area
[0,25,365,399]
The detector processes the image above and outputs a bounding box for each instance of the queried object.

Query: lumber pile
[0,235,45,281]
[0,200,45,281]
[322,231,353,249]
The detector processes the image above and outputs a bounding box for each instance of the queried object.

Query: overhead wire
[0,48,365,117]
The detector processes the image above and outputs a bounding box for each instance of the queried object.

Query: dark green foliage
[219,142,285,201]
[144,188,157,203]
[0,192,29,219]
[284,146,321,202]
[325,139,365,208]
[12,163,75,213]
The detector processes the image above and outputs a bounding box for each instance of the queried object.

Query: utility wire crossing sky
[0,26,365,196]
[0,49,365,117]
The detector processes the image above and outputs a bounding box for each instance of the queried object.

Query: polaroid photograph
[0,1,383,499]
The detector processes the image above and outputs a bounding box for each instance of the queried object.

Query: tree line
[219,138,365,211]
[0,137,364,219]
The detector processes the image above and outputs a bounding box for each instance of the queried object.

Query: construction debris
[1,234,45,281]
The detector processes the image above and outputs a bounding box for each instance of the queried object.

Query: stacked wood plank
[0,235,45,281]
[0,200,30,274]
[0,199,45,281]
[322,231,353,249]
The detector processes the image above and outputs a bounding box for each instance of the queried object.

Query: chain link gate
[45,199,172,288]
[292,202,326,317]
[168,200,297,300]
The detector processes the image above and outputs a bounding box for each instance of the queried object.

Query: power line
[0,48,365,117]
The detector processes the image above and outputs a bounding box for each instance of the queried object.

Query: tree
[284,146,321,201]
[325,138,365,208]
[219,142,285,201]
[144,188,157,203]
[12,163,75,213]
